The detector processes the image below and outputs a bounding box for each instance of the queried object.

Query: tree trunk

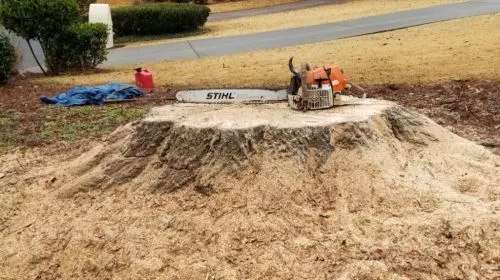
[26,39,46,75]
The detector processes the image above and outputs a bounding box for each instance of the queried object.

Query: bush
[76,0,97,19]
[0,0,109,74]
[44,23,108,73]
[112,3,210,36]
[0,0,79,41]
[0,33,16,85]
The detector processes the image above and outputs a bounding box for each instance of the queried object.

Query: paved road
[18,0,500,71]
[208,0,344,22]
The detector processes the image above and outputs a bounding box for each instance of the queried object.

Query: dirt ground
[0,94,499,279]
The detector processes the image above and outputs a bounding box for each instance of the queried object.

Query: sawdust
[0,98,499,279]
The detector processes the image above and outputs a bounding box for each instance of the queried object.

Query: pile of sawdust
[0,98,499,279]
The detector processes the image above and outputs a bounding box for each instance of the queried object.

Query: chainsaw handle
[323,66,335,92]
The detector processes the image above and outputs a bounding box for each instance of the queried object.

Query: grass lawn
[40,14,500,88]
[204,0,300,13]
[123,0,463,48]
[114,30,206,45]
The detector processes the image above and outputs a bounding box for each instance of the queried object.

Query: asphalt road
[17,0,500,71]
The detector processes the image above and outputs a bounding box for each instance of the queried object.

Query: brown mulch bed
[0,79,498,154]
[359,79,500,154]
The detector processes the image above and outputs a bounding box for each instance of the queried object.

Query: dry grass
[125,0,462,47]
[207,0,299,13]
[96,0,132,7]
[38,14,500,88]
[96,0,299,11]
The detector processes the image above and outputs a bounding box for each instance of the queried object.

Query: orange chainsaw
[176,58,362,107]
[287,57,359,110]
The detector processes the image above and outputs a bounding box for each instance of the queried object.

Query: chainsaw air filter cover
[288,86,337,111]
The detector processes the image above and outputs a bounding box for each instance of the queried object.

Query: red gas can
[134,67,154,90]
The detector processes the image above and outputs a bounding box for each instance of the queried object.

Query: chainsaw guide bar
[176,89,288,104]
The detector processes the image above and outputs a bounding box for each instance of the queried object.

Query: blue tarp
[40,83,145,106]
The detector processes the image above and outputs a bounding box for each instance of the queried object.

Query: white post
[89,4,114,49]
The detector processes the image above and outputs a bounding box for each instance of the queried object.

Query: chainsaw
[176,57,363,108]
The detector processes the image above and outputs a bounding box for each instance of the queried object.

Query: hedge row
[112,3,210,36]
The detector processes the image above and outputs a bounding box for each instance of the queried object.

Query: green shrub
[45,23,108,73]
[0,33,16,85]
[76,0,97,19]
[0,0,79,41]
[112,3,210,36]
[0,0,108,74]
